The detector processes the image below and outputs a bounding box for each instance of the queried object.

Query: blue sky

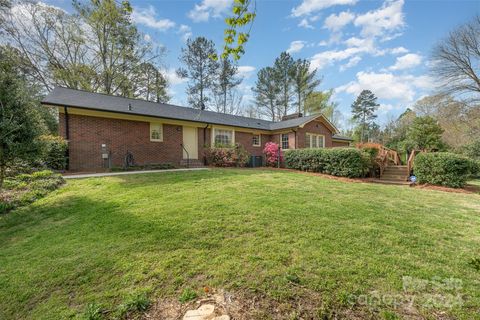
[47,0,479,128]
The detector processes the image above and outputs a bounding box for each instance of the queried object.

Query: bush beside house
[39,135,68,170]
[414,152,478,188]
[284,148,371,178]
[205,144,249,167]
[263,142,282,167]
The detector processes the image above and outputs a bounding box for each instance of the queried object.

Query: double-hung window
[305,133,324,148]
[213,128,234,146]
[252,134,261,147]
[150,123,163,142]
[281,134,289,149]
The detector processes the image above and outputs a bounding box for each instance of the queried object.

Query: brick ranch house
[41,87,352,171]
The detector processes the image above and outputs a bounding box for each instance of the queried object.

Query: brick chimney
[281,113,303,121]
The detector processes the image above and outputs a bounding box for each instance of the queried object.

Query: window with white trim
[213,128,234,146]
[252,134,261,147]
[305,133,324,148]
[281,134,289,149]
[150,123,163,142]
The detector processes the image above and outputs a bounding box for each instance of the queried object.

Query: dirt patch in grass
[413,183,480,194]
[142,288,389,320]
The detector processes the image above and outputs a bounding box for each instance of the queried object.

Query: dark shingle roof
[332,135,353,141]
[41,87,348,137]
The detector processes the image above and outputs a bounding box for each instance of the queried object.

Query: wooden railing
[407,150,418,177]
[357,142,402,177]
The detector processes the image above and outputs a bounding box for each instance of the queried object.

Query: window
[213,128,234,146]
[281,134,289,149]
[305,133,324,148]
[150,123,163,142]
[252,134,261,147]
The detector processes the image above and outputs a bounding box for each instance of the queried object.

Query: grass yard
[0,169,479,319]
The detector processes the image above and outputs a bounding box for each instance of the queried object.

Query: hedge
[414,152,478,188]
[284,148,371,178]
[39,135,68,170]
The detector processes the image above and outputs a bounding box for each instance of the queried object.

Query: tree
[273,52,295,119]
[304,90,337,117]
[177,37,219,109]
[220,0,256,60]
[291,59,321,114]
[431,15,480,101]
[351,90,379,142]
[136,63,169,103]
[405,116,445,152]
[1,1,167,99]
[252,67,280,121]
[213,58,242,113]
[0,48,46,189]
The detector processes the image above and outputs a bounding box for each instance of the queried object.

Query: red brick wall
[332,140,351,147]
[59,113,183,171]
[296,120,334,148]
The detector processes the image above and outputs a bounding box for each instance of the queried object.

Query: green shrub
[0,170,64,214]
[284,148,371,178]
[414,152,476,188]
[205,144,250,167]
[39,135,68,170]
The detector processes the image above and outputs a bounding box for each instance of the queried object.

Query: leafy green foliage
[351,90,379,143]
[39,135,68,170]
[406,116,445,151]
[205,144,249,167]
[0,47,47,189]
[213,58,242,113]
[179,288,197,303]
[284,148,371,178]
[414,152,476,188]
[219,0,256,60]
[0,170,64,214]
[461,139,480,160]
[253,66,281,121]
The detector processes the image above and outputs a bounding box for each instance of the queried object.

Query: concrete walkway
[63,167,209,179]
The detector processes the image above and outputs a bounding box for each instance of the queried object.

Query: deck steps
[372,165,411,186]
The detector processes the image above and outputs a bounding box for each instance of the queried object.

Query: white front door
[183,126,198,160]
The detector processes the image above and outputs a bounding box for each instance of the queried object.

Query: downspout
[203,123,209,165]
[64,106,70,170]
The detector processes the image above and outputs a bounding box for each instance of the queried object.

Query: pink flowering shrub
[263,142,282,167]
[205,144,250,167]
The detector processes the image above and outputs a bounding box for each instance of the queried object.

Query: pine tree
[213,58,242,113]
[177,37,219,109]
[351,90,379,142]
[253,67,280,121]
[273,52,295,119]
[291,59,321,114]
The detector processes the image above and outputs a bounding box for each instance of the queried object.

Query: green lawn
[1,169,479,319]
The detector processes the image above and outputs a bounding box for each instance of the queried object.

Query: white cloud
[298,18,314,29]
[340,56,361,71]
[132,6,175,31]
[143,34,151,42]
[287,40,306,54]
[379,103,395,113]
[177,24,192,42]
[237,66,256,78]
[389,46,409,55]
[389,53,422,70]
[187,0,230,22]
[323,11,355,31]
[164,68,187,86]
[292,0,357,17]
[354,0,405,39]
[310,47,367,70]
[336,71,434,102]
